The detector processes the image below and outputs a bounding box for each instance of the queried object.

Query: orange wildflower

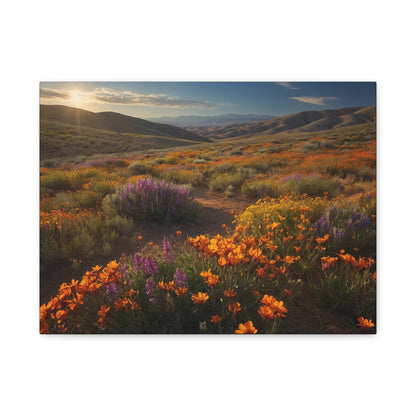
[176,230,182,237]
[235,321,258,334]
[357,317,374,330]
[321,256,338,271]
[39,304,48,321]
[114,298,125,312]
[260,295,287,318]
[138,236,143,241]
[256,267,266,278]
[130,301,141,311]
[175,287,188,297]
[98,305,110,317]
[55,309,68,323]
[206,274,219,287]
[97,305,110,326]
[272,300,287,318]
[315,234,329,244]
[148,242,154,247]
[284,289,293,297]
[228,302,241,315]
[191,292,209,305]
[164,281,176,292]
[211,315,221,325]
[224,289,236,299]
[218,257,228,267]
[258,305,275,320]
[283,255,297,264]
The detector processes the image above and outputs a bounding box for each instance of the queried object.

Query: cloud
[290,96,337,106]
[40,88,71,100]
[89,88,215,108]
[278,82,300,90]
[40,87,215,109]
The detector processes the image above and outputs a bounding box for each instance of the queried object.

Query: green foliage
[309,264,376,318]
[127,161,154,175]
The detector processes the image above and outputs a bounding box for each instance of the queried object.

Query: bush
[127,161,154,175]
[160,168,203,186]
[209,172,246,192]
[116,177,198,223]
[241,179,275,198]
[275,173,342,198]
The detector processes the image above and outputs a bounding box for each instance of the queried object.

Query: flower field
[40,125,376,334]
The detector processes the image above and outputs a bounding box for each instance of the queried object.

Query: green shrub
[209,172,245,192]
[127,161,153,175]
[241,179,275,198]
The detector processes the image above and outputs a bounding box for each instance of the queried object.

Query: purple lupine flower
[134,253,144,271]
[336,229,345,240]
[174,268,188,288]
[163,237,173,264]
[120,264,132,285]
[144,256,158,276]
[145,278,157,297]
[106,283,118,302]
[360,216,371,228]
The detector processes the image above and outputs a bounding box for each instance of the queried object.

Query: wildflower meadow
[40,123,376,334]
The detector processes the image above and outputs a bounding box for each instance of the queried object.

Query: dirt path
[40,188,254,304]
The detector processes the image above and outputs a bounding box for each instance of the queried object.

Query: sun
[69,90,83,103]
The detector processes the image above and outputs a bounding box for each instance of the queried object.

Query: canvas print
[39,82,376,334]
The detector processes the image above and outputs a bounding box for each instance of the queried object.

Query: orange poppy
[175,287,188,297]
[211,315,221,325]
[258,305,275,320]
[191,292,209,305]
[224,289,236,299]
[235,321,258,334]
[357,316,374,329]
[228,302,241,315]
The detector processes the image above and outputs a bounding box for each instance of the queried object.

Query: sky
[39,82,376,119]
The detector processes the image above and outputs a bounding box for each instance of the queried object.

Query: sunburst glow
[69,90,83,103]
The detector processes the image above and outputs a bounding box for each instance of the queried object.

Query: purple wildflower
[174,268,188,287]
[163,237,173,263]
[134,253,144,271]
[144,256,158,276]
[106,283,118,302]
[145,278,157,297]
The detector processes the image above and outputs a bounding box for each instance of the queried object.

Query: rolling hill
[40,105,207,141]
[147,113,275,127]
[189,106,376,139]
[40,105,213,163]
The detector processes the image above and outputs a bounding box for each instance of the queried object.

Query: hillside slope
[190,106,376,139]
[40,105,208,141]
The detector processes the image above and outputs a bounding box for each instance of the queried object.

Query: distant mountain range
[147,113,275,127]
[40,105,207,141]
[189,106,376,139]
